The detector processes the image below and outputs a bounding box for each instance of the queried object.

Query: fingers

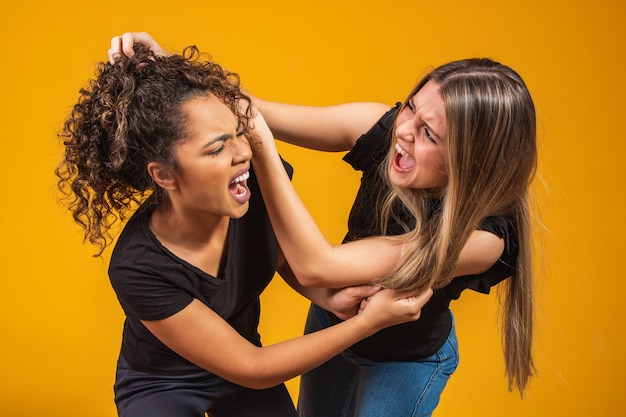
[387,287,433,306]
[107,32,166,64]
[325,285,380,321]
[411,288,434,306]
[363,287,433,321]
[121,32,139,58]
[108,33,137,63]
[358,296,370,314]
[348,284,381,299]
[108,35,124,64]
[418,287,434,303]
[398,288,433,318]
[354,285,381,314]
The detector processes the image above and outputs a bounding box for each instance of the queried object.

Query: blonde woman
[250,59,537,417]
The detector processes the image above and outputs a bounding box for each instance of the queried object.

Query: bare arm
[142,288,431,390]
[253,98,391,151]
[251,110,407,288]
[454,230,505,277]
[276,250,381,320]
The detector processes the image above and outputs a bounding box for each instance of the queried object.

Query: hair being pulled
[56,44,252,256]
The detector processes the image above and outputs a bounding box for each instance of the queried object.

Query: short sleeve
[343,103,401,173]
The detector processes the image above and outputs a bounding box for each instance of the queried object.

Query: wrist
[349,312,378,339]
[251,96,264,114]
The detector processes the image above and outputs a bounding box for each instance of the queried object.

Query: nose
[233,135,252,162]
[395,118,415,144]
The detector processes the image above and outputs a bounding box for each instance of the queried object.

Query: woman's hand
[108,32,168,63]
[357,288,433,330]
[249,106,279,156]
[324,285,382,320]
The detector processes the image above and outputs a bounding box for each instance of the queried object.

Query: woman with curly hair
[56,44,431,417]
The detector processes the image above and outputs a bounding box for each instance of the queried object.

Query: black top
[109,163,293,374]
[325,104,518,361]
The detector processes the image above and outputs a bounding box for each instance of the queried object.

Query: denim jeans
[298,304,459,417]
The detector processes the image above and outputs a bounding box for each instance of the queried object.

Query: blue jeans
[114,355,297,417]
[298,305,459,417]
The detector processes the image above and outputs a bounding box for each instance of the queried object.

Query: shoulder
[343,103,401,171]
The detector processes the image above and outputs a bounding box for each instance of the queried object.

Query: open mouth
[394,143,416,171]
[230,170,251,203]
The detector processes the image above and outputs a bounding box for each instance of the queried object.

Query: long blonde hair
[378,58,537,395]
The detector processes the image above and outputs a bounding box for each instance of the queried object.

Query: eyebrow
[202,133,232,148]
[409,98,444,141]
[202,119,243,148]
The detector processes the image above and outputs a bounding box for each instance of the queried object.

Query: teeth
[231,171,250,184]
[236,185,248,197]
[395,143,408,157]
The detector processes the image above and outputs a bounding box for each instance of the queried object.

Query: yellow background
[1,0,623,416]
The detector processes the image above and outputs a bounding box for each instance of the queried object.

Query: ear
[147,162,177,190]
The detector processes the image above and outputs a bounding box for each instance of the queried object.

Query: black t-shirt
[109,163,292,375]
[325,104,518,361]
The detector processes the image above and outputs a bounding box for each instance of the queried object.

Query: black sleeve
[441,216,518,299]
[343,103,401,173]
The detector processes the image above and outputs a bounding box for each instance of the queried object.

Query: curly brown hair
[56,44,252,256]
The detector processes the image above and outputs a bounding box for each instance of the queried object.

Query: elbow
[292,268,333,288]
[227,375,283,390]
[242,379,282,390]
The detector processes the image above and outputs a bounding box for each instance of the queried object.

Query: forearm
[242,316,374,388]
[145,299,371,389]
[253,139,399,287]
[253,98,390,151]
[145,291,429,390]
[242,286,430,388]
[279,266,328,306]
[253,146,340,286]
[277,257,382,319]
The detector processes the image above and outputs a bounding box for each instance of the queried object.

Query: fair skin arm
[454,230,504,277]
[141,287,430,390]
[276,250,382,320]
[253,98,390,151]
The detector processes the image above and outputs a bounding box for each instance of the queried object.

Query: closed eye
[423,125,436,143]
[406,99,416,113]
[205,121,246,157]
[208,143,226,156]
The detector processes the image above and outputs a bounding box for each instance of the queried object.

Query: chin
[230,202,250,219]
[389,172,414,189]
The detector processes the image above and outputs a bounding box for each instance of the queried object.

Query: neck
[149,205,230,276]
